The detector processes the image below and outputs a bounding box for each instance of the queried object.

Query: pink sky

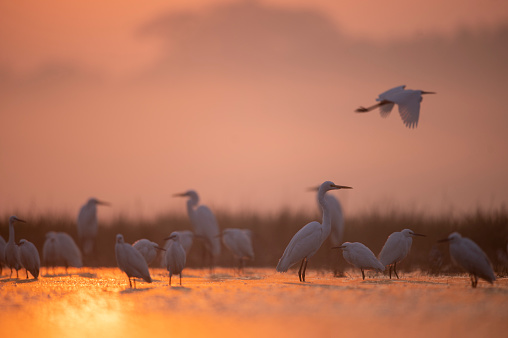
[1,0,508,219]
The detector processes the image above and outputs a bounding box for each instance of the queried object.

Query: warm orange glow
[1,0,508,218]
[1,268,507,337]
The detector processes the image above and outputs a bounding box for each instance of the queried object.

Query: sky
[1,0,508,220]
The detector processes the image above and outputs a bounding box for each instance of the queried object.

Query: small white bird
[221,228,254,272]
[133,239,165,266]
[43,232,83,274]
[335,242,385,280]
[378,229,426,279]
[19,239,40,279]
[276,181,352,282]
[164,233,187,286]
[5,216,25,278]
[162,230,194,268]
[438,232,496,288]
[174,190,220,269]
[77,197,110,256]
[115,234,152,288]
[0,235,6,275]
[355,85,435,128]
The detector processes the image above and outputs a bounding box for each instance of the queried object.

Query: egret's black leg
[16,269,19,279]
[26,269,29,279]
[394,262,399,279]
[180,273,182,286]
[10,268,13,278]
[361,269,365,280]
[388,266,392,279]
[170,274,172,286]
[302,259,308,282]
[298,259,305,282]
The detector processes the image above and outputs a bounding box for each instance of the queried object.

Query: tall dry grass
[1,207,507,273]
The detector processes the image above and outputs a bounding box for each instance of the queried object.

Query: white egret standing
[19,239,40,279]
[174,190,220,269]
[276,181,352,282]
[164,233,187,286]
[115,234,152,288]
[162,230,194,267]
[438,232,496,288]
[43,232,83,274]
[334,242,385,280]
[310,186,346,276]
[221,228,254,272]
[378,229,426,279]
[77,197,110,257]
[0,235,6,275]
[5,216,25,278]
[133,239,165,266]
[355,85,435,128]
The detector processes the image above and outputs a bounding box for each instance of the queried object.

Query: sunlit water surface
[1,268,507,337]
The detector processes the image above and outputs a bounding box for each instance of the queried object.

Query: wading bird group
[0,85,501,289]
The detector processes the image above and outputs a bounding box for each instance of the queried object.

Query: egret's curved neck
[186,198,198,217]
[318,191,332,239]
[8,221,15,243]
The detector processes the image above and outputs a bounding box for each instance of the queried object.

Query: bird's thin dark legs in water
[361,268,365,280]
[10,268,13,278]
[302,259,308,282]
[298,258,305,282]
[179,273,182,286]
[388,266,392,279]
[169,274,172,286]
[471,275,478,288]
[394,262,399,279]
[26,269,29,279]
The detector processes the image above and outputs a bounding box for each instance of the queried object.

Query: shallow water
[1,268,507,337]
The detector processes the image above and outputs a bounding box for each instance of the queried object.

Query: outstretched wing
[393,90,421,128]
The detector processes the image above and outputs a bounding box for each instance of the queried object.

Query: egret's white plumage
[77,197,109,256]
[439,232,496,288]
[276,181,352,282]
[133,239,164,266]
[174,190,220,268]
[336,242,385,280]
[378,229,425,279]
[164,233,187,286]
[222,228,254,271]
[43,232,83,274]
[0,235,6,275]
[19,239,40,279]
[115,234,152,288]
[162,231,193,268]
[355,85,435,128]
[5,216,25,278]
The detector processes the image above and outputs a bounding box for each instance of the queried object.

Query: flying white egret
[221,228,254,272]
[355,85,435,128]
[115,234,152,288]
[19,239,40,279]
[0,235,6,275]
[162,230,194,267]
[378,229,426,279]
[133,239,165,266]
[438,232,496,288]
[276,181,352,282]
[334,242,385,280]
[77,197,110,257]
[164,233,187,286]
[5,216,25,278]
[174,190,220,269]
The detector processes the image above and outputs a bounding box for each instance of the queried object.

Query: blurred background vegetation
[1,208,507,275]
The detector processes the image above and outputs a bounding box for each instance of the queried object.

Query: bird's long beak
[164,235,176,241]
[98,201,111,206]
[332,245,346,250]
[333,185,352,190]
[155,246,166,251]
[421,91,436,95]
[437,237,450,243]
[15,218,27,223]
[173,193,188,197]
[411,232,426,237]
